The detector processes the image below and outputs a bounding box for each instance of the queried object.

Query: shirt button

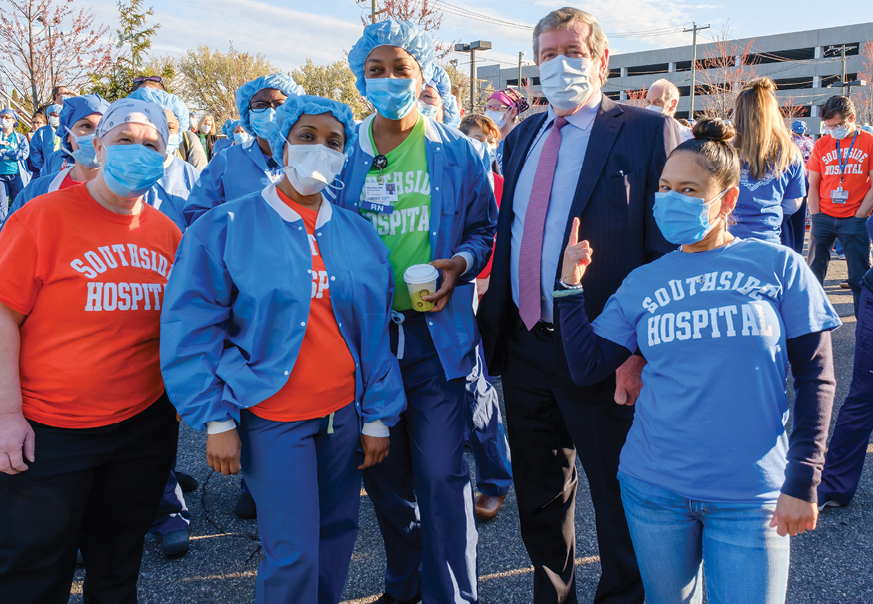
[298,226,303,230]
[317,232,322,237]
[330,276,336,281]
[428,321,434,326]
[354,202,358,207]
[307,269,312,274]
[432,231,436,236]
[436,147,441,151]
[436,187,440,191]
[301,322,306,326]
[284,371,289,376]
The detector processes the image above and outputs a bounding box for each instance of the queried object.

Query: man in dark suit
[478,7,681,604]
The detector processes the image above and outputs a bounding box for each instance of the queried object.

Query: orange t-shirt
[60,173,82,189]
[249,190,356,423]
[807,130,873,218]
[0,184,182,428]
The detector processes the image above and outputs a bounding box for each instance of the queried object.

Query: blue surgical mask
[538,55,594,111]
[49,116,60,128]
[417,100,439,120]
[249,108,278,139]
[165,133,182,156]
[366,78,420,120]
[653,189,729,245]
[101,144,166,198]
[234,132,252,145]
[63,132,101,169]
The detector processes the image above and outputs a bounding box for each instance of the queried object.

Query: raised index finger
[569,217,580,246]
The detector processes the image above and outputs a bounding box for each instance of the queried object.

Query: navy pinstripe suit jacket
[478,96,682,397]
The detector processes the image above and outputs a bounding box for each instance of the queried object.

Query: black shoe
[175,471,199,493]
[234,492,257,519]
[162,529,190,558]
[375,593,422,604]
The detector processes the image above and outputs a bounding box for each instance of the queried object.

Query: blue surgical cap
[426,65,460,126]
[221,118,239,137]
[48,104,62,116]
[0,108,19,127]
[268,95,358,160]
[791,120,807,135]
[58,94,110,152]
[348,19,436,96]
[127,87,190,133]
[862,125,873,134]
[235,73,305,136]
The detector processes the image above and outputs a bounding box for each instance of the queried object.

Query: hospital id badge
[362,182,398,214]
[831,187,849,204]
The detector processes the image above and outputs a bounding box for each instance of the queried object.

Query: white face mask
[646,104,664,114]
[0,118,13,130]
[200,124,211,134]
[49,116,60,128]
[283,143,346,195]
[485,109,507,129]
[538,55,594,111]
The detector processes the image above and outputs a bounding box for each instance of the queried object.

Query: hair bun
[691,118,735,143]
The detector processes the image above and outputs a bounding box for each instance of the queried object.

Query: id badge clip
[362,180,399,214]
[831,186,849,204]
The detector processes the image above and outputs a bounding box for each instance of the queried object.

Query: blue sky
[85,0,867,74]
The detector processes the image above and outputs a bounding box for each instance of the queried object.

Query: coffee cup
[404,264,439,312]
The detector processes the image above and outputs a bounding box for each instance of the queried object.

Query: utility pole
[826,45,864,97]
[518,51,525,88]
[370,0,385,24]
[454,41,492,113]
[683,22,710,119]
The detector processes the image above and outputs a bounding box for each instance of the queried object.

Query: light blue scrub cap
[348,19,436,96]
[127,87,191,133]
[235,73,305,136]
[268,95,358,160]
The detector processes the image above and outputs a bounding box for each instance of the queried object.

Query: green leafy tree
[292,59,371,120]
[176,43,277,125]
[89,0,161,101]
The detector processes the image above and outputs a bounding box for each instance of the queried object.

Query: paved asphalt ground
[68,252,873,603]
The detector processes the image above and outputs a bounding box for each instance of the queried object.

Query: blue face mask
[63,132,101,169]
[249,108,278,139]
[488,145,498,165]
[366,78,420,120]
[234,132,252,145]
[165,133,182,156]
[101,144,166,198]
[417,100,439,120]
[653,189,728,245]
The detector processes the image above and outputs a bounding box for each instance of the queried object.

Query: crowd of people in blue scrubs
[0,7,871,604]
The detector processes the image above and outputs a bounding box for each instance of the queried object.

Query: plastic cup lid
[404,263,439,284]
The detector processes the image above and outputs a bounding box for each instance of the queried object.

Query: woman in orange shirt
[0,99,181,604]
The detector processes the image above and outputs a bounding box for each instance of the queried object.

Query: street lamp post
[454,40,492,113]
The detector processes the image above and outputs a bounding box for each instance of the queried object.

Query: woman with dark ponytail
[732,77,807,243]
[555,118,840,603]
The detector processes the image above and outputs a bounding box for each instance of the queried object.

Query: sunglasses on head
[133,75,163,85]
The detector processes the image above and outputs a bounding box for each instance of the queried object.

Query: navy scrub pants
[0,394,178,604]
[0,171,23,217]
[465,344,513,497]
[819,285,873,505]
[150,468,191,536]
[364,311,478,603]
[238,401,362,604]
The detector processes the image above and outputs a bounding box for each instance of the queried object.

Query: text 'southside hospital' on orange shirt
[807,130,873,218]
[0,184,182,428]
[250,189,357,423]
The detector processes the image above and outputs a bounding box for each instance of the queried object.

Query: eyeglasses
[249,100,285,113]
[133,75,163,85]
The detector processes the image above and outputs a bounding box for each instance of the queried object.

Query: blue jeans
[807,212,872,317]
[618,472,790,604]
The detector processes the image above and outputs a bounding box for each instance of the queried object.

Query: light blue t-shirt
[732,159,806,243]
[592,238,840,503]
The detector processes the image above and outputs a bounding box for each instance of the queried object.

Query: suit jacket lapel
[568,96,623,221]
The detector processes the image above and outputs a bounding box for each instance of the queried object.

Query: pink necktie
[519,116,568,330]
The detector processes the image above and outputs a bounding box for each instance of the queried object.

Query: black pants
[0,394,178,604]
[502,320,644,604]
